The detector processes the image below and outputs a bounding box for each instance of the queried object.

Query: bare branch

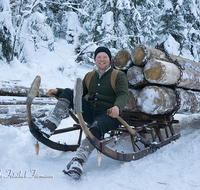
[44,1,88,16]
[75,35,139,62]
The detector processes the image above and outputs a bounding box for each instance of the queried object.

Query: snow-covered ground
[0,40,200,190]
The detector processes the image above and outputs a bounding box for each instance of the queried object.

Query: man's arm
[48,89,58,97]
[107,105,119,118]
[113,71,129,115]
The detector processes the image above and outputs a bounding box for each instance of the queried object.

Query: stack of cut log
[0,96,57,126]
[0,80,48,97]
[113,44,200,115]
[0,80,56,126]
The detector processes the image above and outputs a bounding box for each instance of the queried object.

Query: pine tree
[0,0,13,63]
[1,0,200,63]
[137,0,160,47]
[181,0,200,61]
[0,26,12,62]
[156,7,186,51]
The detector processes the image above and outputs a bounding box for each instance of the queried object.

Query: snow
[1,112,200,189]
[116,0,131,10]
[0,39,91,90]
[164,0,173,9]
[164,34,180,56]
[137,87,161,114]
[102,11,114,33]
[177,0,183,6]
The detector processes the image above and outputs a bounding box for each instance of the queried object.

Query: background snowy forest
[0,0,200,64]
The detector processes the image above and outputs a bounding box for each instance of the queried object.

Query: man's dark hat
[94,47,112,61]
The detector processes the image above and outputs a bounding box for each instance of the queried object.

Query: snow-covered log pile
[0,92,56,126]
[114,44,200,115]
[0,81,53,126]
[0,80,48,97]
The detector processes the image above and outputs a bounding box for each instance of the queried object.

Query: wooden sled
[27,76,180,161]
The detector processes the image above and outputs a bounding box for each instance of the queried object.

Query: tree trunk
[131,44,200,71]
[0,113,46,126]
[137,86,176,115]
[137,86,200,115]
[127,66,149,87]
[113,50,133,70]
[124,89,140,111]
[0,82,48,97]
[0,97,56,105]
[144,59,180,85]
[144,59,200,90]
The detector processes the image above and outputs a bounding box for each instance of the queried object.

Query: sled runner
[26,76,180,161]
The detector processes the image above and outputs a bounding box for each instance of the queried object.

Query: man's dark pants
[60,88,121,139]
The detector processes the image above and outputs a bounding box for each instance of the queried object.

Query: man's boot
[36,98,70,138]
[63,157,84,180]
[63,138,95,180]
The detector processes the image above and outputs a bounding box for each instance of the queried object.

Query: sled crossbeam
[101,132,129,146]
[53,124,90,135]
[53,125,81,135]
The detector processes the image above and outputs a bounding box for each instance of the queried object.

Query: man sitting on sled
[38,46,129,180]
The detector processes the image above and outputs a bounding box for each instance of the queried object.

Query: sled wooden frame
[26,76,180,161]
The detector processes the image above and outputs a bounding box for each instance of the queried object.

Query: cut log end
[131,45,145,65]
[113,50,132,70]
[137,86,176,115]
[127,66,145,86]
[144,59,182,86]
[144,61,163,81]
[124,89,139,111]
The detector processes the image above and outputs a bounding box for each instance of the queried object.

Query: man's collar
[95,66,111,78]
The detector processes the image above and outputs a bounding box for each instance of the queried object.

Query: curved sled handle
[107,109,151,146]
[73,78,83,112]
[73,78,96,139]
[26,75,41,104]
[107,109,139,138]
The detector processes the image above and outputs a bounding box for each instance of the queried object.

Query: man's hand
[107,106,119,118]
[47,89,58,97]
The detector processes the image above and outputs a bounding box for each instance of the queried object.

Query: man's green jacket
[57,67,129,115]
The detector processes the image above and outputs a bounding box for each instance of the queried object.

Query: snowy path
[1,113,200,190]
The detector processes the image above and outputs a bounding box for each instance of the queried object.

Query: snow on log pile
[0,80,48,97]
[0,84,56,126]
[114,44,200,115]
[0,96,57,126]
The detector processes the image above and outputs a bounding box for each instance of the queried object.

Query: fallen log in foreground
[0,81,48,97]
[0,113,46,126]
[0,96,57,105]
[0,86,48,97]
[0,104,55,114]
[0,96,57,126]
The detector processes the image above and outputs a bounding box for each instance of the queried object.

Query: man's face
[95,52,110,74]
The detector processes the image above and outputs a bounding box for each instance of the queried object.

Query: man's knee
[59,88,73,107]
[89,121,101,140]
[60,88,73,98]
[89,118,116,140]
